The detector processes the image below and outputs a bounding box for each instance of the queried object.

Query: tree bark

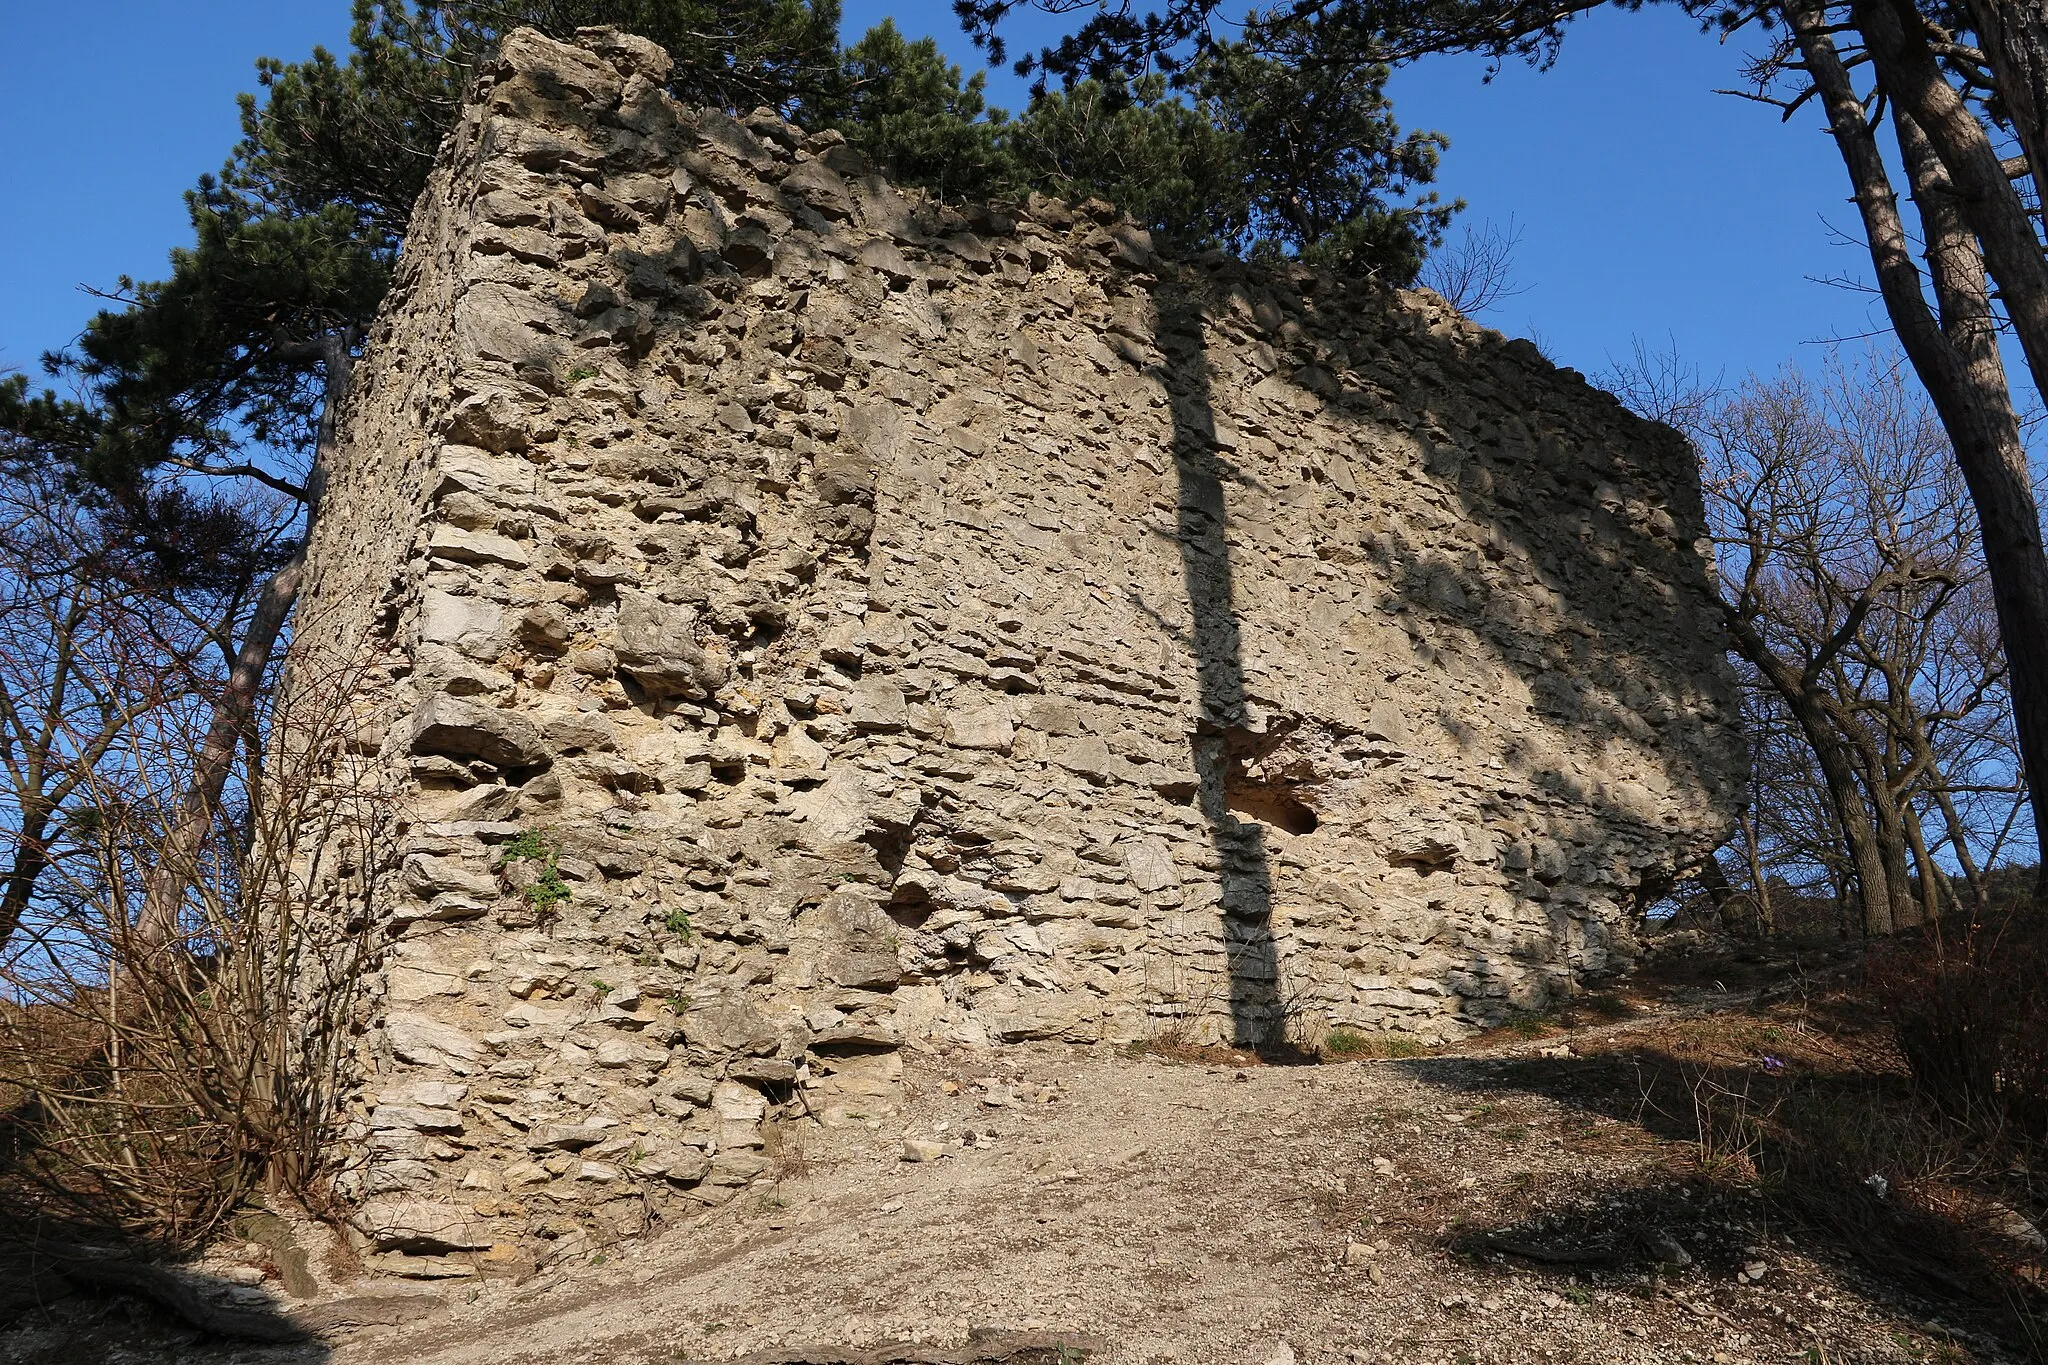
[1694,851,1750,935]
[1964,0,2048,195]
[1791,2,2048,883]
[1741,814,1776,936]
[133,338,348,950]
[1859,0,2048,386]
[1902,794,1947,922]
[0,799,54,946]
[1823,660,1923,929]
[1927,761,1992,911]
[1854,732,1923,927]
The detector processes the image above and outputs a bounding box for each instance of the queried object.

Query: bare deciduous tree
[1613,347,2028,934]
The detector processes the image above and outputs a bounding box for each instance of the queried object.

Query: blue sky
[2,2,1883,389]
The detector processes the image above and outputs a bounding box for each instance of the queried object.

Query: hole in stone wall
[884,900,933,930]
[1223,775,1319,835]
[863,827,914,882]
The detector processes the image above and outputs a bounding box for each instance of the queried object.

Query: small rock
[354,1196,492,1253]
[1343,1242,1378,1266]
[526,1121,613,1151]
[613,589,726,700]
[1985,1201,2048,1251]
[1642,1228,1693,1267]
[409,692,549,770]
[1260,1343,1296,1365]
[901,1138,947,1162]
[365,1252,479,1280]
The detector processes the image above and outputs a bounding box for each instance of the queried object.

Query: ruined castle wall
[291,28,1744,1265]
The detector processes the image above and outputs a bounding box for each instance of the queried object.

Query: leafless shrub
[1417,216,1527,317]
[1870,908,2048,1149]
[1684,1065,1779,1183]
[764,1120,814,1183]
[0,467,197,951]
[1612,343,2029,937]
[0,625,391,1245]
[1136,973,1229,1057]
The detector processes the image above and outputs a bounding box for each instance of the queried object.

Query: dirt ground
[6,944,2041,1365]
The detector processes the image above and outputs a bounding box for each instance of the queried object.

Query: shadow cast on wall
[1157,291,1283,1049]
[1138,269,1738,1046]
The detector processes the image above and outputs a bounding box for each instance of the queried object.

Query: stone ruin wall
[289,27,1745,1268]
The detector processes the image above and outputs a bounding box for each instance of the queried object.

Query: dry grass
[1549,958,2048,1358]
[763,1119,815,1183]
[1321,1028,1431,1060]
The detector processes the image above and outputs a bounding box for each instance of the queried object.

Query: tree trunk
[1859,0,2048,386]
[1742,815,1776,937]
[1902,797,1947,923]
[1725,604,1899,933]
[1964,0,2048,195]
[1828,688,1924,929]
[1929,775,1991,912]
[1860,742,1922,928]
[1791,2,2048,885]
[1844,1,2048,883]
[0,799,53,945]
[1694,852,1751,936]
[133,339,348,949]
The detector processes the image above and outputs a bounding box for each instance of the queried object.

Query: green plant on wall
[502,829,571,918]
[663,908,692,939]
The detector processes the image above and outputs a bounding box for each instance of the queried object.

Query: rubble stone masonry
[289,27,1745,1265]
